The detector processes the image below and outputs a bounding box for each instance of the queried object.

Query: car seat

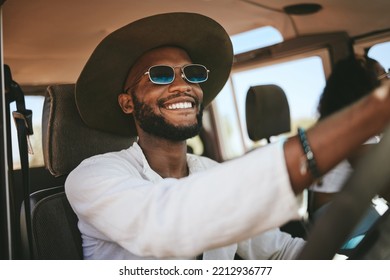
[245,84,308,238]
[20,84,135,259]
[245,84,290,143]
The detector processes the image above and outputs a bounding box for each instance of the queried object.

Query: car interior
[1,0,390,261]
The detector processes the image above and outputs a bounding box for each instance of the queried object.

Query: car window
[367,41,390,71]
[231,26,283,54]
[214,54,327,160]
[10,95,44,169]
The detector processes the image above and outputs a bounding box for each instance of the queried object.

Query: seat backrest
[42,84,133,177]
[21,84,135,259]
[21,186,82,259]
[245,84,291,142]
[245,84,309,238]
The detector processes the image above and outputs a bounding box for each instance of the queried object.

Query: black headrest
[246,84,291,141]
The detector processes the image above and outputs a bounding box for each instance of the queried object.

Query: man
[66,12,390,259]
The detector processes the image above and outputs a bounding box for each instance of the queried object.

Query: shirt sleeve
[65,142,300,258]
[237,228,305,260]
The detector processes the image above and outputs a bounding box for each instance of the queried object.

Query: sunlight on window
[231,26,283,55]
[214,82,246,159]
[214,56,326,159]
[368,41,390,71]
[10,96,45,169]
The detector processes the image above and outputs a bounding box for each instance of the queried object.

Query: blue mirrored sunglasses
[144,64,210,84]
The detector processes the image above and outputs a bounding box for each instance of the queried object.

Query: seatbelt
[4,64,34,258]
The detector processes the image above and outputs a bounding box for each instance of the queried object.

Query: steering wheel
[297,123,390,259]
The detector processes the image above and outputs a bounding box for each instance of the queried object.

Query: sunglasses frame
[144,64,210,85]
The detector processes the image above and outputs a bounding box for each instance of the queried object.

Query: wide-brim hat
[75,12,233,137]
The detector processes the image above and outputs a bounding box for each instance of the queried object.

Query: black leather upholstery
[246,84,291,142]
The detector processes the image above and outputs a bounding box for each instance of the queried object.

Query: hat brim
[75,12,233,137]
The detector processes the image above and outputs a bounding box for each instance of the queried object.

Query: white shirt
[310,136,380,193]
[310,160,352,193]
[65,142,303,259]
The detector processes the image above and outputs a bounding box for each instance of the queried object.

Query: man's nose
[169,70,191,92]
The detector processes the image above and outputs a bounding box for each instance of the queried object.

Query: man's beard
[131,92,203,141]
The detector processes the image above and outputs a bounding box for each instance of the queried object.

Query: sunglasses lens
[149,66,174,84]
[183,64,208,83]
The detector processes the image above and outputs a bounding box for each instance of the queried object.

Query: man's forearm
[285,82,390,193]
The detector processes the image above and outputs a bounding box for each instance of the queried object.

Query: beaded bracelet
[297,127,322,184]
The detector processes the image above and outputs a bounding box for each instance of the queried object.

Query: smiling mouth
[165,101,194,110]
[158,92,200,111]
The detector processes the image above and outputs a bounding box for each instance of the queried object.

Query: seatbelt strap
[4,64,34,258]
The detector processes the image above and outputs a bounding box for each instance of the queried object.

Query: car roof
[2,0,390,85]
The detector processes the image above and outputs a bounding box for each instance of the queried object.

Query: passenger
[309,55,389,252]
[310,55,387,212]
[65,12,390,260]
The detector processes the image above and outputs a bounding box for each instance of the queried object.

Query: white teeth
[167,102,192,110]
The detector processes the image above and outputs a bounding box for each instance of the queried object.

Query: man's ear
[118,93,134,114]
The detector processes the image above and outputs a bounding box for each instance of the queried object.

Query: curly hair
[317,55,384,120]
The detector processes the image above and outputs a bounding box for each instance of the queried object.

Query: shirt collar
[131,142,205,182]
